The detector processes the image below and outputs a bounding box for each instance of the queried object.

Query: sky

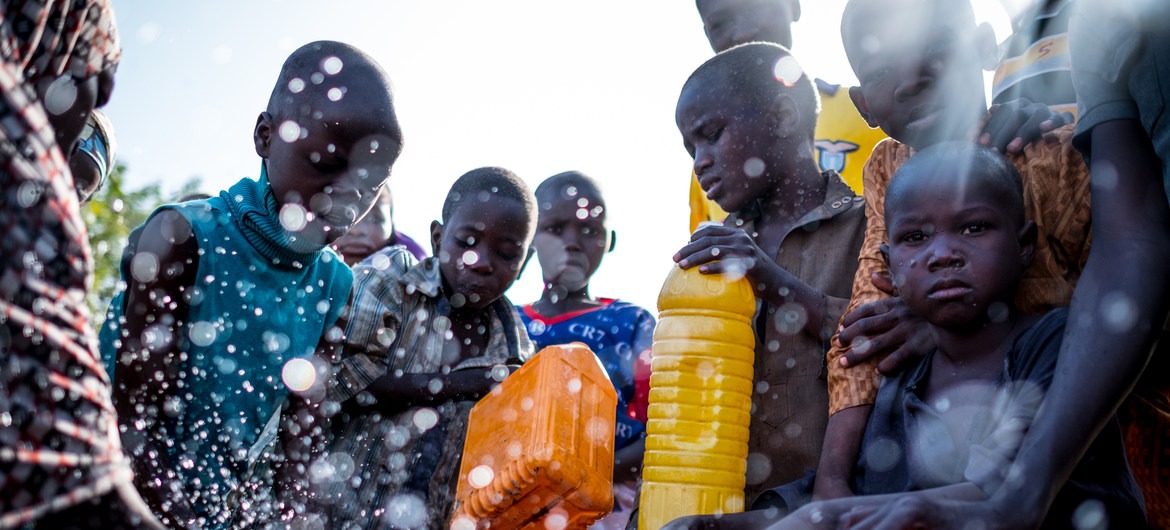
[104,1,1010,314]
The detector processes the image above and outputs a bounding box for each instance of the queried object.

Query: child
[301,167,536,529]
[663,143,1146,530]
[817,0,1093,501]
[517,170,655,528]
[672,42,866,502]
[688,0,887,229]
[99,40,403,528]
[331,186,428,264]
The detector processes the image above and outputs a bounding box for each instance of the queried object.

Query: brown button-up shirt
[734,172,866,502]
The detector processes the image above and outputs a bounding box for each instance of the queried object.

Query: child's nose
[926,238,964,271]
[894,72,932,103]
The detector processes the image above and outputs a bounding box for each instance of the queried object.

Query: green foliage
[82,163,203,325]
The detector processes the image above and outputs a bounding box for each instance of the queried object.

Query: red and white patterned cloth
[0,1,126,527]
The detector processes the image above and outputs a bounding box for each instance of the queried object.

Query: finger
[870,271,896,296]
[981,103,1025,152]
[839,305,902,343]
[876,330,935,375]
[1005,110,1052,154]
[1040,111,1075,132]
[839,298,900,329]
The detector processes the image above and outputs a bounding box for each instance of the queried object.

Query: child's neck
[754,161,826,257]
[532,284,601,318]
[930,308,1033,386]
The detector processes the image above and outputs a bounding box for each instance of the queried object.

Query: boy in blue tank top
[517,171,656,529]
[98,41,403,529]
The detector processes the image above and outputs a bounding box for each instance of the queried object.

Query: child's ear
[608,230,617,253]
[880,242,891,269]
[254,112,274,158]
[430,220,444,258]
[1018,220,1038,269]
[769,93,802,138]
[975,22,999,71]
[848,86,880,128]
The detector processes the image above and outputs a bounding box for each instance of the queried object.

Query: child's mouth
[928,284,973,301]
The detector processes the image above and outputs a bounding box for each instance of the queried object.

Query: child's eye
[901,231,926,243]
[704,127,723,143]
[543,224,562,235]
[960,222,989,235]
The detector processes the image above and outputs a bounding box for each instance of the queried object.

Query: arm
[986,120,1170,526]
[110,210,202,528]
[660,483,987,530]
[355,366,507,414]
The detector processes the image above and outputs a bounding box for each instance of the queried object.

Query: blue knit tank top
[100,170,353,527]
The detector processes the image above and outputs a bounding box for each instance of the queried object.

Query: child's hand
[674,224,778,288]
[836,296,934,375]
[979,97,1074,155]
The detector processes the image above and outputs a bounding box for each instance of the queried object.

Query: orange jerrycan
[638,265,757,530]
[452,343,618,530]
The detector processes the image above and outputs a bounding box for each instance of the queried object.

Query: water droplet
[1072,498,1106,530]
[43,76,78,115]
[567,378,582,393]
[491,365,510,382]
[327,87,344,101]
[129,251,159,283]
[279,203,308,232]
[461,250,479,266]
[279,120,302,143]
[282,358,316,392]
[544,511,569,530]
[1101,291,1138,333]
[744,157,766,177]
[137,22,160,43]
[382,492,426,529]
[773,55,805,87]
[576,208,589,220]
[288,77,305,93]
[310,72,325,84]
[451,515,477,530]
[189,321,218,347]
[322,56,344,75]
[413,408,439,431]
[468,464,494,489]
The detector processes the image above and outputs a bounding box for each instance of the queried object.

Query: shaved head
[267,40,401,146]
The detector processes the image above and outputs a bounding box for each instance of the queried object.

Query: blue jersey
[518,299,655,450]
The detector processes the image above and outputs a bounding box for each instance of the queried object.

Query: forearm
[362,367,501,412]
[992,120,1170,519]
[779,482,987,529]
[812,405,869,500]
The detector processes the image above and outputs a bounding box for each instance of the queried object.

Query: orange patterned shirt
[827,125,1092,414]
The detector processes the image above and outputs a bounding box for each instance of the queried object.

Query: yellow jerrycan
[638,264,756,529]
[452,343,618,530]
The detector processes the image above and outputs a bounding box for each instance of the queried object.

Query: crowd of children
[3,0,1169,529]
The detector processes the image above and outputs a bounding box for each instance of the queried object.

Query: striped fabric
[0,1,127,527]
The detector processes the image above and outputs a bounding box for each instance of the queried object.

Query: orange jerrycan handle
[453,343,619,530]
[638,265,756,530]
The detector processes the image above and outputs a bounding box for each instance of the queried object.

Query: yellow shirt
[688,79,886,232]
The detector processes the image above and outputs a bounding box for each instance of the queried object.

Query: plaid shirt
[318,247,533,529]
